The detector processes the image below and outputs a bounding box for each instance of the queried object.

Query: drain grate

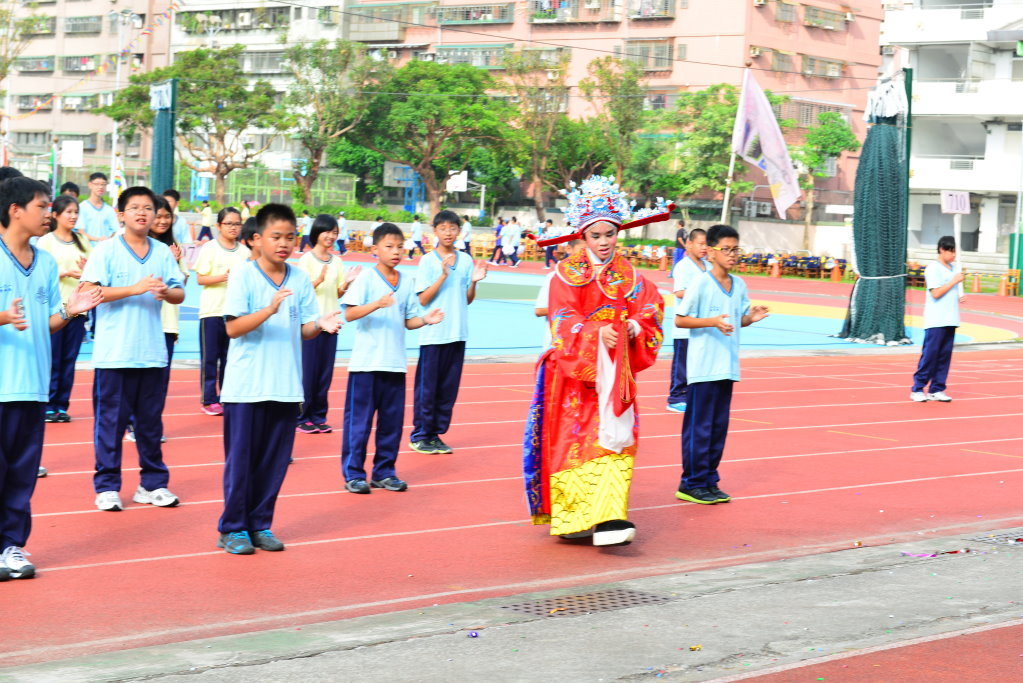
[499,588,673,618]
[963,533,1023,546]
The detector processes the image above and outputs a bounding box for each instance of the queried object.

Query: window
[108,12,144,33]
[435,45,510,69]
[803,6,847,31]
[619,39,674,71]
[630,0,675,19]
[777,100,846,127]
[61,134,99,151]
[436,4,516,24]
[240,51,286,74]
[801,55,843,79]
[293,7,302,19]
[644,92,671,110]
[317,6,339,23]
[776,1,796,22]
[772,51,794,72]
[16,95,53,112]
[528,0,621,23]
[24,16,56,35]
[15,56,55,73]
[522,46,570,65]
[61,94,99,112]
[14,132,50,150]
[63,55,100,73]
[65,15,103,33]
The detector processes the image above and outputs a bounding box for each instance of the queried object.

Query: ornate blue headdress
[560,175,631,231]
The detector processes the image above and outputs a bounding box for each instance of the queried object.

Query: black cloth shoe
[593,520,636,546]
[370,477,408,492]
[57,411,71,423]
[345,479,372,494]
[430,437,453,454]
[709,485,731,502]
[675,487,720,505]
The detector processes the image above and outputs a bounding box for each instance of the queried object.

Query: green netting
[839,118,910,345]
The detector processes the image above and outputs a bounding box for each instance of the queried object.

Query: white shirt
[671,256,708,340]
[923,261,961,329]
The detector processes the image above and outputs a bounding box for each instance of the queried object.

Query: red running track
[6,350,1023,666]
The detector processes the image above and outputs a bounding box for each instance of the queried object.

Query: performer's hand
[713,314,734,336]
[149,277,170,301]
[318,309,342,334]
[67,283,103,316]
[626,319,639,340]
[169,244,182,261]
[441,253,456,271]
[4,298,27,330]
[134,275,164,296]
[959,296,967,304]
[375,291,395,309]
[344,265,362,284]
[267,288,293,313]
[472,260,488,283]
[600,323,619,349]
[749,305,770,323]
[424,308,444,325]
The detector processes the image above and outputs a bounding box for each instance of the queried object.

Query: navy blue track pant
[0,402,45,548]
[299,332,337,425]
[912,326,956,393]
[341,371,405,482]
[93,367,169,493]
[200,316,229,405]
[48,316,86,412]
[411,341,465,443]
[667,338,689,406]
[680,379,734,490]
[219,402,297,533]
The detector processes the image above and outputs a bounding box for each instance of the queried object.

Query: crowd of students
[0,165,966,574]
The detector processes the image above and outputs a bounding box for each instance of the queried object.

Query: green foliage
[579,57,648,179]
[624,136,674,199]
[353,60,513,211]
[792,111,861,189]
[465,145,519,207]
[544,116,613,190]
[326,138,386,200]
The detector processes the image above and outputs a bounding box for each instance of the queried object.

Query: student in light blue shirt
[162,189,192,244]
[911,235,965,403]
[0,177,101,580]
[410,210,488,454]
[78,172,120,242]
[408,215,425,258]
[674,224,768,506]
[215,203,341,555]
[80,186,185,513]
[340,223,443,495]
[666,227,707,412]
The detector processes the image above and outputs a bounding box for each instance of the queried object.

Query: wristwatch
[58,304,83,321]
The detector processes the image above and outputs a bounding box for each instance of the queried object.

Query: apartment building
[883,0,1022,256]
[6,0,174,176]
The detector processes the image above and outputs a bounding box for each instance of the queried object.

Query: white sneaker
[133,486,179,507]
[910,391,928,402]
[927,391,952,402]
[95,491,123,511]
[124,425,136,442]
[1,546,35,579]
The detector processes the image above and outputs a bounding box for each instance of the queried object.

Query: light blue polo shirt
[923,261,961,329]
[341,266,421,373]
[414,250,472,346]
[78,199,119,240]
[219,261,318,403]
[671,255,708,341]
[80,235,184,368]
[678,271,751,384]
[171,214,190,245]
[0,238,61,402]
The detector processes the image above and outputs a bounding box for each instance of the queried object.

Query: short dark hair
[302,209,310,216]
[706,224,739,247]
[116,186,157,213]
[374,215,383,221]
[162,188,180,202]
[373,222,405,244]
[217,207,241,224]
[0,176,50,228]
[676,227,688,243]
[255,202,296,232]
[241,217,258,246]
[687,228,706,241]
[60,181,80,196]
[0,166,23,183]
[432,209,460,228]
[309,214,339,246]
[937,235,956,253]
[89,172,107,182]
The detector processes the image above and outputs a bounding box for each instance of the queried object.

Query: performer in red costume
[524,176,671,547]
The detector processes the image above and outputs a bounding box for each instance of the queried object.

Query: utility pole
[108,9,139,187]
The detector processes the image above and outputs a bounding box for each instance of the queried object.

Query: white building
[882,0,1023,265]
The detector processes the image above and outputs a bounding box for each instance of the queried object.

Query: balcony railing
[435,3,515,24]
[629,0,673,19]
[529,0,622,24]
[65,16,103,34]
[17,96,53,111]
[24,16,56,35]
[15,56,55,72]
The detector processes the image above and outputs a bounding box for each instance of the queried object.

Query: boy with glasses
[674,224,768,506]
[78,173,119,243]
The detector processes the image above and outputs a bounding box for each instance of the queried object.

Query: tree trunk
[293,146,324,204]
[419,166,442,217]
[215,171,227,205]
[531,171,546,222]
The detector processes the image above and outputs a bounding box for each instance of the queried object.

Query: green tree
[353,61,512,216]
[284,39,379,202]
[579,56,647,181]
[502,48,571,221]
[100,46,290,203]
[791,110,861,245]
[543,116,612,193]
[326,138,386,203]
[465,145,520,220]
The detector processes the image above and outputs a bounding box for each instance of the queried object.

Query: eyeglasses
[220,221,243,227]
[123,206,155,214]
[710,246,741,255]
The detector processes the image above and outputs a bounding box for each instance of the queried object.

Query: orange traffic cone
[970,273,981,294]
[830,265,842,282]
[998,274,1008,296]
[770,260,781,278]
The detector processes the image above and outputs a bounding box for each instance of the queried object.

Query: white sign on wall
[59,140,84,168]
[940,190,970,214]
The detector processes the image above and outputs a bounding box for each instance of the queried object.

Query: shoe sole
[559,529,595,540]
[133,496,179,507]
[370,482,408,492]
[675,491,719,505]
[8,566,36,579]
[593,527,636,546]
[345,485,371,494]
[409,443,441,454]
[252,541,286,552]
[216,541,255,555]
[97,504,122,511]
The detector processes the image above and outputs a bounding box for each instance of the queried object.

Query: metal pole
[111,15,124,182]
[479,184,486,217]
[903,67,913,269]
[720,149,737,223]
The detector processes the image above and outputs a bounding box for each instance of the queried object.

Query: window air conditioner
[237,12,252,27]
[420,52,436,61]
[388,50,398,59]
[844,11,854,21]
[749,46,762,57]
[585,0,601,8]
[753,0,766,6]
[758,202,773,215]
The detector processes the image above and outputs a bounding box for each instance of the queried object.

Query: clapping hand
[5,298,27,330]
[441,253,456,271]
[748,305,770,323]
[375,292,395,310]
[67,283,103,316]
[344,265,362,284]
[149,277,170,301]
[267,288,293,314]
[319,309,343,334]
[472,260,488,283]
[713,314,734,336]
[169,244,182,261]
[423,308,444,325]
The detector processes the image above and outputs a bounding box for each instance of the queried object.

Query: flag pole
[721,149,737,223]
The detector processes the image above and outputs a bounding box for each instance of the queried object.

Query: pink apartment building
[348,0,882,214]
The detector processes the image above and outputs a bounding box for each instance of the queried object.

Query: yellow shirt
[298,251,346,317]
[161,255,188,333]
[36,231,92,305]
[193,239,251,318]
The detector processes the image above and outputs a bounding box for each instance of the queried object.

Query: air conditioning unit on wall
[749,46,762,57]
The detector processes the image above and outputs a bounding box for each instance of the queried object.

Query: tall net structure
[839,77,911,345]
